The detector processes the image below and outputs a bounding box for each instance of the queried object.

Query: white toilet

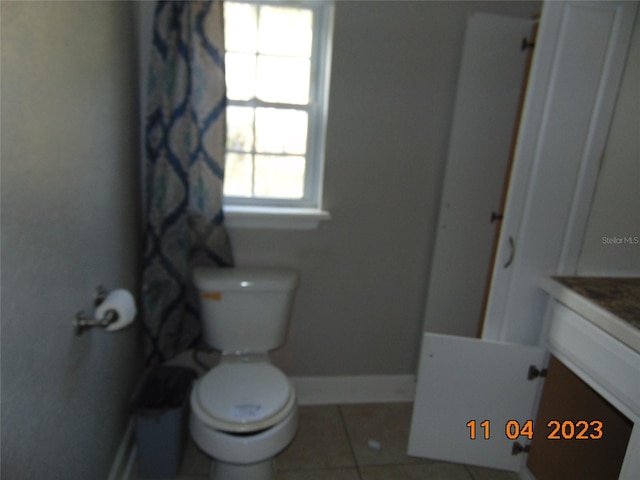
[189,267,299,480]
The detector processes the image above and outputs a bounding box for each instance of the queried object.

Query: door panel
[482,0,638,344]
[527,356,633,480]
[422,13,534,338]
[408,333,545,471]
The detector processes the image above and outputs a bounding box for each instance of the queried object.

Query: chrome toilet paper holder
[73,286,118,335]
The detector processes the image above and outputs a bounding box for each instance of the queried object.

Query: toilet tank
[193,267,299,354]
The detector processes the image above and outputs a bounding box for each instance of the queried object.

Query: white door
[423,13,534,338]
[408,333,545,471]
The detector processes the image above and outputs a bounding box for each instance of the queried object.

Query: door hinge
[527,365,547,380]
[521,37,535,51]
[512,441,531,456]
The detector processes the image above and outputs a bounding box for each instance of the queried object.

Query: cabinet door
[482,0,638,345]
[422,12,534,338]
[408,333,546,471]
[527,356,633,480]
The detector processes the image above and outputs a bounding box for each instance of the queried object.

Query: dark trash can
[132,366,197,478]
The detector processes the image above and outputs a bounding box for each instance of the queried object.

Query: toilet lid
[193,361,293,433]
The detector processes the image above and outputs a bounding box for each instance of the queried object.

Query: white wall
[578,12,640,275]
[1,2,142,478]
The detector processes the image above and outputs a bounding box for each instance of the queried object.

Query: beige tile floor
[135,403,519,480]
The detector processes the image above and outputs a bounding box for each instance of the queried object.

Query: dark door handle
[504,236,515,268]
[491,211,504,223]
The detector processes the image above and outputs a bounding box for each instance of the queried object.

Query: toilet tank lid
[193,267,299,292]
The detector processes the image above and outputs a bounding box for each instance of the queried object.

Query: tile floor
[135,403,519,480]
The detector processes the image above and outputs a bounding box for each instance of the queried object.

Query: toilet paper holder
[73,286,119,335]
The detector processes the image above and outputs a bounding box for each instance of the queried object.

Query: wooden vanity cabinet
[527,355,633,480]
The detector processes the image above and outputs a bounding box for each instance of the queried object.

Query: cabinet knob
[512,441,531,455]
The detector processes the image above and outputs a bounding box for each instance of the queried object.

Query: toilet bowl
[190,357,298,480]
[189,268,299,480]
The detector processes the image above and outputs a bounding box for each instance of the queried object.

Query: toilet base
[210,458,275,480]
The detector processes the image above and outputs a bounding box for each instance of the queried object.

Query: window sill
[223,206,331,230]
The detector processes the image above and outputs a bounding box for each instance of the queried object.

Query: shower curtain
[142,0,234,364]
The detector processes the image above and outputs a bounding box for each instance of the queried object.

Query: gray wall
[228,0,542,376]
[578,12,640,275]
[1,2,142,478]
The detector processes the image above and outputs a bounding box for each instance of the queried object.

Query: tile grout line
[337,404,365,480]
[465,463,478,480]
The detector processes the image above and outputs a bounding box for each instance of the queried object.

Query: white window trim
[224,205,331,230]
[222,0,334,227]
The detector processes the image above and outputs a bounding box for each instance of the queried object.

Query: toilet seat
[192,360,294,433]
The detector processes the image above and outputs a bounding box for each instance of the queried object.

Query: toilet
[189,267,299,480]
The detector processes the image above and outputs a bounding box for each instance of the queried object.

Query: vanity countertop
[540,276,640,354]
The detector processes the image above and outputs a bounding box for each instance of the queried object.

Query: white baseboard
[107,420,137,480]
[290,374,416,405]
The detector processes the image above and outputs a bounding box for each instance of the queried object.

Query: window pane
[255,155,305,199]
[226,53,256,101]
[258,6,313,57]
[224,153,253,197]
[255,108,307,154]
[256,56,310,104]
[227,106,254,151]
[225,3,258,53]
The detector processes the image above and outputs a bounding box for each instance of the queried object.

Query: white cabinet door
[482,0,638,345]
[422,13,534,338]
[408,333,546,471]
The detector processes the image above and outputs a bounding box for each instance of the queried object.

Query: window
[223,0,333,217]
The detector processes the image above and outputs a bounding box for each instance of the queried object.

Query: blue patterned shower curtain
[142,0,234,364]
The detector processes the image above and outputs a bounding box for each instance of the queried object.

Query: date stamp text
[466,420,603,440]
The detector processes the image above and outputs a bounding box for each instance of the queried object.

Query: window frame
[222,0,334,214]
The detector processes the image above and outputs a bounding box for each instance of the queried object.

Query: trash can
[132,366,197,478]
